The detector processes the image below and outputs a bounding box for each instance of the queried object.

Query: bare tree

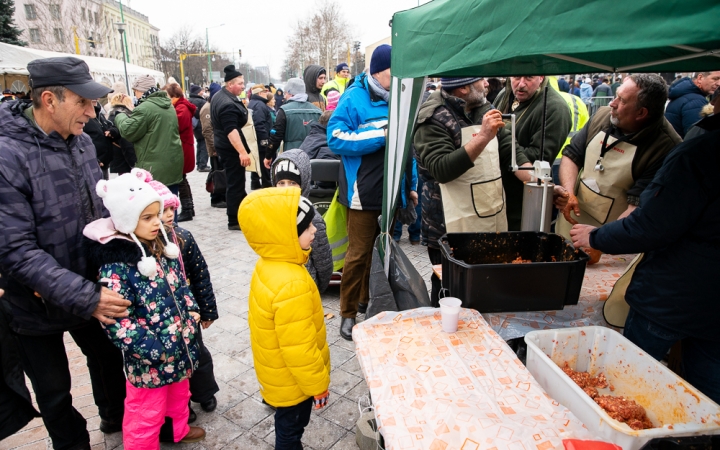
[285,0,357,78]
[159,26,233,86]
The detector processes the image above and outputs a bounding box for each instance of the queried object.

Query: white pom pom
[137,256,158,278]
[164,242,180,259]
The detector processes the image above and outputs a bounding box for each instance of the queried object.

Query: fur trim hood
[85,235,145,271]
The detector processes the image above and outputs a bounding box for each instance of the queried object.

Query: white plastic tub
[524,326,720,450]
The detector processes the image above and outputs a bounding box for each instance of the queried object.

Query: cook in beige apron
[556,130,637,239]
[439,125,508,233]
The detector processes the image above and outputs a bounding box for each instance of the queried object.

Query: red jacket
[173,96,197,174]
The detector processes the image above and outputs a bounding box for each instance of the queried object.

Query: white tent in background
[0,42,165,90]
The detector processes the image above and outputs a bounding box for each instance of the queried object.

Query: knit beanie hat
[335,63,349,73]
[208,82,221,100]
[326,90,341,111]
[273,159,303,187]
[189,84,202,95]
[132,75,156,94]
[441,77,483,91]
[224,65,242,82]
[296,196,315,237]
[370,44,392,75]
[95,168,179,278]
[147,179,180,211]
[285,77,306,96]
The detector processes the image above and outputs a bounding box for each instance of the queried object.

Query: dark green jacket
[495,79,571,230]
[413,89,492,248]
[115,91,184,186]
[282,101,322,150]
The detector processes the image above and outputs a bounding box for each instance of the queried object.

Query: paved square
[3,170,432,450]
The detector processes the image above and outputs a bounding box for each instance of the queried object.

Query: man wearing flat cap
[413,77,506,305]
[211,65,251,230]
[0,56,129,449]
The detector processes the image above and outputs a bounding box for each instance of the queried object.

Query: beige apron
[242,113,261,173]
[439,125,508,233]
[557,130,636,239]
[603,253,643,327]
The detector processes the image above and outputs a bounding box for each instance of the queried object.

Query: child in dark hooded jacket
[271,149,333,292]
[140,170,220,419]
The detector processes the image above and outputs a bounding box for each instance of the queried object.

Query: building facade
[12,0,160,70]
[101,0,160,70]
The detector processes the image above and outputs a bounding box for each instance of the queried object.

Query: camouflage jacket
[413,90,492,249]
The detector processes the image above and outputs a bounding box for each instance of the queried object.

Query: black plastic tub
[439,232,589,313]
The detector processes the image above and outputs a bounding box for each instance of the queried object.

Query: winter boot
[177,198,193,222]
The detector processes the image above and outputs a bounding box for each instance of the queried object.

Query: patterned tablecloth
[353,308,594,450]
[482,254,636,341]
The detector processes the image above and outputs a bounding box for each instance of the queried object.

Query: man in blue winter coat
[0,57,130,448]
[327,44,392,341]
[665,71,720,137]
[569,116,720,404]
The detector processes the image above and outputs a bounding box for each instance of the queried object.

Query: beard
[610,115,619,126]
[464,83,488,110]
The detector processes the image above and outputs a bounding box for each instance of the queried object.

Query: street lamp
[114,22,130,96]
[206,23,224,84]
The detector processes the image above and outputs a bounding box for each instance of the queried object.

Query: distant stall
[0,42,164,93]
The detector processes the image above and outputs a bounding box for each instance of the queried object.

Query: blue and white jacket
[327,73,388,210]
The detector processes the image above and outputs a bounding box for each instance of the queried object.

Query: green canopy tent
[380,0,720,269]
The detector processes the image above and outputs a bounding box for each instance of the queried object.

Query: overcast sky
[126,0,429,80]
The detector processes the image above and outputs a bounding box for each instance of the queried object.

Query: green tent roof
[390,0,720,78]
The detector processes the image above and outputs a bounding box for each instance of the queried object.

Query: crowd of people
[0,44,718,449]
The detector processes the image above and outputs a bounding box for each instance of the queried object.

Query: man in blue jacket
[570,117,720,404]
[0,57,130,449]
[327,44,392,340]
[665,71,720,137]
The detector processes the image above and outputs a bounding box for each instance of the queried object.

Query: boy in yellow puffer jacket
[238,188,331,449]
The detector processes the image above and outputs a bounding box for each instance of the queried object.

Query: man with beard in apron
[414,77,507,306]
[556,74,681,242]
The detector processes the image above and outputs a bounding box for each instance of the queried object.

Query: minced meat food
[562,364,653,430]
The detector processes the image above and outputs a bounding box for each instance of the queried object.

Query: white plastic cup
[438,297,462,333]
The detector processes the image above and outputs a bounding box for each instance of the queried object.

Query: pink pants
[122,379,191,450]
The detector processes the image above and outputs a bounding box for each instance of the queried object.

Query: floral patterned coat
[86,236,200,388]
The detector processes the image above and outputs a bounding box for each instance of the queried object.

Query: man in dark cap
[210,65,251,230]
[0,56,129,449]
[321,62,351,99]
[327,44,394,340]
[414,77,506,305]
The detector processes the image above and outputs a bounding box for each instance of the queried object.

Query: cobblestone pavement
[3,169,433,450]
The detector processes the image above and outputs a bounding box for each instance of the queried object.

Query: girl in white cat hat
[83,168,206,448]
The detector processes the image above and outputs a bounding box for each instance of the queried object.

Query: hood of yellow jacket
[239,187,310,265]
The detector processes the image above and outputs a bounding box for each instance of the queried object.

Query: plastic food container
[524,326,720,450]
[439,232,588,312]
